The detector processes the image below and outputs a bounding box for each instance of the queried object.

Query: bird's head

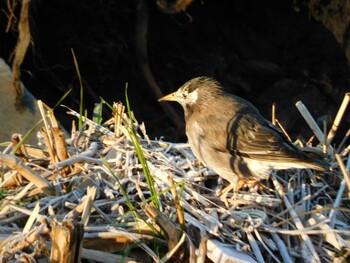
[158,77,223,109]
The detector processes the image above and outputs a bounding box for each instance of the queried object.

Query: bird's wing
[193,112,287,156]
[227,113,314,163]
[192,110,327,170]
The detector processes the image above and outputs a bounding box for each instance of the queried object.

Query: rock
[0,58,41,143]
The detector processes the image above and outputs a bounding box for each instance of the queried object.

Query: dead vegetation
[0,92,349,263]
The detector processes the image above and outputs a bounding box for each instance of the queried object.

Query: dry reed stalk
[296,101,334,154]
[341,144,350,156]
[81,247,140,263]
[40,127,58,164]
[113,102,125,137]
[2,202,47,224]
[272,102,276,126]
[337,128,350,153]
[10,180,34,200]
[307,134,315,145]
[0,223,49,260]
[88,230,160,262]
[84,230,162,244]
[323,119,328,154]
[328,156,350,228]
[246,231,264,263]
[275,119,292,142]
[160,233,186,263]
[11,133,28,161]
[38,101,70,175]
[307,212,349,250]
[271,173,321,263]
[0,154,54,195]
[49,141,100,169]
[65,106,116,137]
[25,145,49,159]
[50,219,84,263]
[38,101,57,162]
[327,92,350,145]
[0,169,22,188]
[206,239,256,262]
[335,154,350,198]
[65,190,96,221]
[144,203,180,252]
[22,202,40,233]
[81,186,97,227]
[271,233,293,263]
[52,128,69,160]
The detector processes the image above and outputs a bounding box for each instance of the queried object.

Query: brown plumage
[159,77,329,185]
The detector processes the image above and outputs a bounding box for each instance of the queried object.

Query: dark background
[1,0,349,143]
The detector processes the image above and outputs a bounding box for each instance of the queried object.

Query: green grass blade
[10,119,43,154]
[124,83,160,209]
[71,49,84,130]
[53,88,72,109]
[101,158,159,236]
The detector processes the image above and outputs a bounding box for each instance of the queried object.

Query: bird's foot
[236,179,260,192]
[218,184,234,207]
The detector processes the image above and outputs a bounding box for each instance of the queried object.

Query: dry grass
[0,95,349,263]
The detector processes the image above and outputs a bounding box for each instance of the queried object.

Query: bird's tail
[303,158,330,171]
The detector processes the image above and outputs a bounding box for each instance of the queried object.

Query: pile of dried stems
[0,94,349,263]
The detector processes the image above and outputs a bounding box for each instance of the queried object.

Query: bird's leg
[236,180,246,190]
[218,179,246,197]
[245,180,260,192]
[219,180,246,208]
[219,183,234,208]
[217,182,234,196]
[235,179,260,191]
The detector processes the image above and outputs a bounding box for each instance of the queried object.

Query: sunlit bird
[159,77,329,187]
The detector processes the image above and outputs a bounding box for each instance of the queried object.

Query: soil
[0,0,349,143]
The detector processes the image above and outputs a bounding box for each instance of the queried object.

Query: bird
[158,76,329,188]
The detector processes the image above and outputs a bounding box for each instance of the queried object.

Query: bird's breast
[186,120,206,163]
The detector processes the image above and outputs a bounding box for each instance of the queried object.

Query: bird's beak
[158,92,178,102]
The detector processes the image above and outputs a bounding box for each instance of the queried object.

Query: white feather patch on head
[178,86,198,105]
[187,89,198,104]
